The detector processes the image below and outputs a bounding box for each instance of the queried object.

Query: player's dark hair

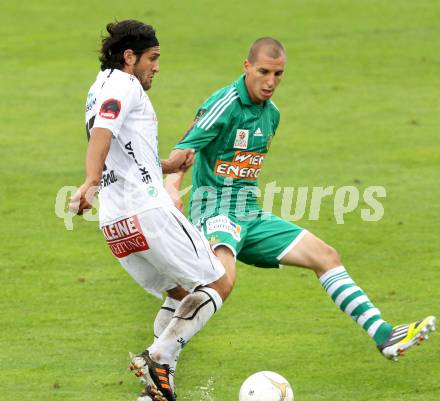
[99,20,159,71]
[247,37,285,64]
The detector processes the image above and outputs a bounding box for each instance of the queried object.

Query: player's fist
[162,149,195,174]
[69,183,98,215]
[181,148,195,171]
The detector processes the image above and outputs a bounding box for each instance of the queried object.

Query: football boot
[378,316,436,360]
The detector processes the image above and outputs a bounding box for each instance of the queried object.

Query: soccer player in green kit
[152,38,435,386]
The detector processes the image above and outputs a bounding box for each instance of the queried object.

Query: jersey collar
[234,74,265,108]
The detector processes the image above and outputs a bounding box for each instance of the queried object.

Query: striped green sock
[319,266,392,345]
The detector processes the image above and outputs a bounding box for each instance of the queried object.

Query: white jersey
[85,69,173,227]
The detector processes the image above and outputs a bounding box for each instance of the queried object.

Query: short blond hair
[247,37,285,63]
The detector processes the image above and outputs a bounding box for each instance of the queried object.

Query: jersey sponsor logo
[214,151,266,180]
[147,186,158,197]
[85,92,96,113]
[99,98,121,119]
[208,235,220,247]
[254,127,263,136]
[124,141,152,184]
[100,169,117,188]
[206,215,241,241]
[102,215,149,258]
[234,129,249,149]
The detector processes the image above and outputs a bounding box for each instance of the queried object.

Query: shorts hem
[276,229,308,261]
[212,243,237,260]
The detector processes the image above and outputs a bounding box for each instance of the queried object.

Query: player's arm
[164,171,185,212]
[71,76,139,214]
[163,106,216,208]
[163,150,194,211]
[161,148,195,174]
[271,102,281,136]
[69,128,112,214]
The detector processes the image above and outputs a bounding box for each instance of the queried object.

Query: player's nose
[266,75,275,88]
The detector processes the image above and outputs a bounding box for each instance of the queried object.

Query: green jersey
[175,75,280,222]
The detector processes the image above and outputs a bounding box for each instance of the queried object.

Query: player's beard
[142,80,152,91]
[133,68,153,91]
[139,75,152,91]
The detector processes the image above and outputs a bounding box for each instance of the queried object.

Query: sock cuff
[195,287,223,312]
[319,265,346,285]
[163,296,181,310]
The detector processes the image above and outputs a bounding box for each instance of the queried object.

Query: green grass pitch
[1,1,439,400]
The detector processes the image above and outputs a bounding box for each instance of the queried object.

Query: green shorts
[200,211,305,268]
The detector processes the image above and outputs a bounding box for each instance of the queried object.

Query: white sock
[152,297,181,388]
[149,287,223,365]
[153,297,181,342]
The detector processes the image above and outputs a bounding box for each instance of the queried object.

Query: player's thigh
[239,213,305,268]
[101,215,174,298]
[279,231,341,274]
[118,252,169,298]
[214,245,237,286]
[139,207,225,292]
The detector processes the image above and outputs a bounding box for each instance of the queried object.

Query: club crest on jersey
[99,98,121,119]
[234,129,249,149]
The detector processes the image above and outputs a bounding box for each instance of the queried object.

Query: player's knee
[223,269,236,298]
[226,270,237,288]
[319,244,341,271]
[220,275,235,300]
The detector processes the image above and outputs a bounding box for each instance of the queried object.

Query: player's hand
[69,182,98,215]
[181,148,195,171]
[173,197,184,213]
[162,149,195,174]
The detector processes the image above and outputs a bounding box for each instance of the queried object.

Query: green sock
[320,266,393,345]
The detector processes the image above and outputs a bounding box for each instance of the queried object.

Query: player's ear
[243,59,251,72]
[123,49,136,66]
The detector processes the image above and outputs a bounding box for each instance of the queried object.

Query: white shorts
[101,206,225,298]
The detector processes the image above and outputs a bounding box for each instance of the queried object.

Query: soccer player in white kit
[70,20,232,401]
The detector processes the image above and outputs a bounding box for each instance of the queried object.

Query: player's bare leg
[280,231,436,359]
[278,231,341,276]
[213,246,237,290]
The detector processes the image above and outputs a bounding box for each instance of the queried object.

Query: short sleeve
[93,78,138,138]
[271,102,281,135]
[175,87,239,151]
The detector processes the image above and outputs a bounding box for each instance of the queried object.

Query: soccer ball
[239,371,294,401]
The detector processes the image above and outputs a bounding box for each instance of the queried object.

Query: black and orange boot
[129,350,176,401]
[136,384,168,401]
